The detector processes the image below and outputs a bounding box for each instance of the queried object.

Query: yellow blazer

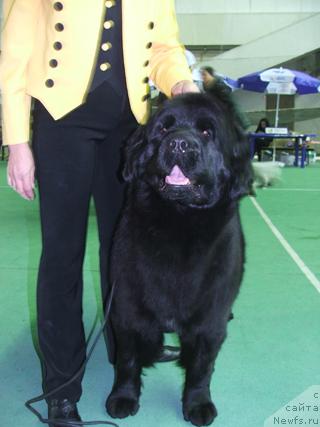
[0,0,192,145]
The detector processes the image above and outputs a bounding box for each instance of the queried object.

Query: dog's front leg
[179,329,226,426]
[106,326,163,419]
[105,329,143,419]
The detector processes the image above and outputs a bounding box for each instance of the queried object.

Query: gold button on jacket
[0,0,192,146]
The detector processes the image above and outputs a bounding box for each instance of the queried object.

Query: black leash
[25,282,119,427]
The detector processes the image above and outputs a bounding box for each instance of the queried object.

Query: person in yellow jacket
[0,1,198,425]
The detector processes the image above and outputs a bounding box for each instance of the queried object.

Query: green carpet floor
[0,160,319,427]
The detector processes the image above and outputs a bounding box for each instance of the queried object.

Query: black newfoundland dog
[106,86,253,426]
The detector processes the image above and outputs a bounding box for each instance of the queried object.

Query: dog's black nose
[169,138,190,153]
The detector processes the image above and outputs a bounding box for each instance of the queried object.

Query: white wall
[208,14,320,77]
[175,0,320,14]
[295,95,320,135]
[177,13,312,46]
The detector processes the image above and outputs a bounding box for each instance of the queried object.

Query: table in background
[248,132,317,168]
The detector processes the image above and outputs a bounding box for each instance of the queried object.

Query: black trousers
[32,81,138,402]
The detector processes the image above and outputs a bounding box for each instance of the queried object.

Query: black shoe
[157,345,180,363]
[48,398,81,427]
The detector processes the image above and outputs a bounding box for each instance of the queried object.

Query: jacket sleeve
[0,0,41,146]
[149,0,192,97]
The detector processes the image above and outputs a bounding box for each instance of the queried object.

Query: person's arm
[7,142,35,200]
[0,0,40,199]
[149,1,199,96]
[0,0,40,146]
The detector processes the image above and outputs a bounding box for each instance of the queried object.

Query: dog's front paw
[183,401,217,426]
[106,395,140,419]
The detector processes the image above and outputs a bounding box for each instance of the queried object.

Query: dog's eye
[161,127,168,134]
[197,118,215,139]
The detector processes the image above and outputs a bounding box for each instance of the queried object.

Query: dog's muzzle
[168,138,191,154]
[165,130,200,155]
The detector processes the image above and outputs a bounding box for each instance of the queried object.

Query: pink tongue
[165,165,190,185]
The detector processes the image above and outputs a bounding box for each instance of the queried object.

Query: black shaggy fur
[106,87,253,426]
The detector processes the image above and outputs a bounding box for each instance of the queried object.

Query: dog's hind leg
[179,328,227,426]
[106,326,163,419]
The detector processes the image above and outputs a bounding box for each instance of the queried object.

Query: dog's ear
[207,82,254,199]
[229,123,254,199]
[207,79,251,130]
[122,125,148,182]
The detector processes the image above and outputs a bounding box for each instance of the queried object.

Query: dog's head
[123,86,253,209]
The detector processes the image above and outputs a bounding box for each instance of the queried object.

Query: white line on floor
[250,196,320,294]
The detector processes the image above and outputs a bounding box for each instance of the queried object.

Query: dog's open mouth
[158,165,211,207]
[164,165,191,186]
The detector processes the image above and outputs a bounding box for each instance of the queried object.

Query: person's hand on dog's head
[171,80,200,96]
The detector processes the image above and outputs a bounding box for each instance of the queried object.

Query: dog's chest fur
[111,199,244,333]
